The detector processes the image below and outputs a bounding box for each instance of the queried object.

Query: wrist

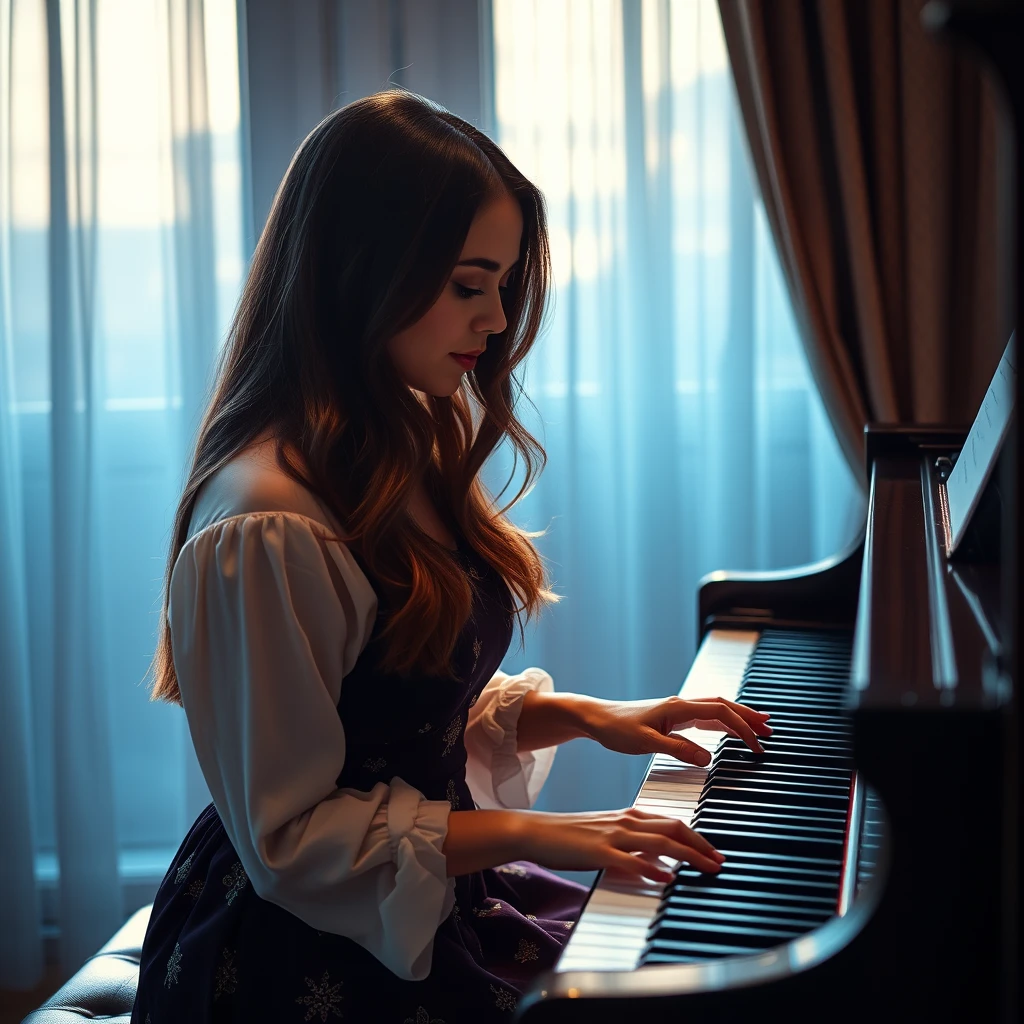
[443,809,533,875]
[517,690,596,751]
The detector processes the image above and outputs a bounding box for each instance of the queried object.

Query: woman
[132,89,771,1023]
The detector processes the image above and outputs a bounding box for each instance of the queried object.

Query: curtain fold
[0,0,43,984]
[718,0,1010,482]
[44,0,122,971]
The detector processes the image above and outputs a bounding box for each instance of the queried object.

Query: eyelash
[453,282,511,300]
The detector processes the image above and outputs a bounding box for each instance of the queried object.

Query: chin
[412,375,464,399]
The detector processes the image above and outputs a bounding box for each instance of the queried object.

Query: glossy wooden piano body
[517,425,1012,1022]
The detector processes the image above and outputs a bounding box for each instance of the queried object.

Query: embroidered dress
[131,449,586,1023]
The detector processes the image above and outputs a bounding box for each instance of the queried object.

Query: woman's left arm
[514,690,593,751]
[517,691,773,764]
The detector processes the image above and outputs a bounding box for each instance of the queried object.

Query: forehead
[458,194,523,270]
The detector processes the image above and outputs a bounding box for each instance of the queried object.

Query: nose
[473,286,509,337]
[476,288,507,337]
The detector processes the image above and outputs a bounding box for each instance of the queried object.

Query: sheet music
[946,334,1016,556]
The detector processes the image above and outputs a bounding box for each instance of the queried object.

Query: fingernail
[754,742,765,754]
[759,725,773,736]
[713,850,726,862]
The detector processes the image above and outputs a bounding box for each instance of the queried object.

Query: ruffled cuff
[377,777,455,980]
[464,667,557,811]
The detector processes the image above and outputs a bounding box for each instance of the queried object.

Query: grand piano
[517,3,1021,1020]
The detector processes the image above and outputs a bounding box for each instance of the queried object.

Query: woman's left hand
[578,695,773,766]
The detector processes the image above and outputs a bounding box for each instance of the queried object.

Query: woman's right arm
[444,807,724,881]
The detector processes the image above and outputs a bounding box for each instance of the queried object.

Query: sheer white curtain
[486,0,863,815]
[0,0,242,983]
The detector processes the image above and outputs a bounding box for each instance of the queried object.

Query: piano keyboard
[557,627,855,973]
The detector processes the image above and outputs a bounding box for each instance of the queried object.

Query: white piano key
[556,629,759,972]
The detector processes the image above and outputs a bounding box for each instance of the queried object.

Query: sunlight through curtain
[486,0,864,817]
[0,0,242,982]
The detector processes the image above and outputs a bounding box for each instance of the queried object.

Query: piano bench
[20,904,151,1024]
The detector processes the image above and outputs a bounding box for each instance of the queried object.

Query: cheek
[417,294,464,348]
[386,290,469,369]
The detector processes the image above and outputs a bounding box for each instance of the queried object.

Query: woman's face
[387,192,523,397]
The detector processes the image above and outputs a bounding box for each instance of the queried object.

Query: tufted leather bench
[21,905,152,1024]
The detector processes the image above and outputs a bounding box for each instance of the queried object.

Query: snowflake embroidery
[467,693,479,709]
[213,947,238,999]
[563,919,575,929]
[417,722,433,734]
[403,1008,445,1024]
[185,878,204,900]
[145,1014,152,1024]
[525,914,537,920]
[472,900,502,917]
[441,716,462,757]
[471,637,482,673]
[451,901,462,923]
[495,863,528,877]
[490,985,517,1011]
[174,852,193,884]
[164,943,183,988]
[221,861,248,905]
[362,757,387,772]
[295,970,343,1022]
[446,779,460,810]
[514,938,540,964]
[466,564,483,581]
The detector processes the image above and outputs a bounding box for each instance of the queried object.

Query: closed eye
[454,282,510,300]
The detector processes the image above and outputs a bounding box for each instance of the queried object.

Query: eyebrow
[455,257,518,274]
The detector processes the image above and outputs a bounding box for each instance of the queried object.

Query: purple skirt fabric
[131,538,588,1022]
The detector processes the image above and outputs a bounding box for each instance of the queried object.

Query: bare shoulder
[189,432,341,538]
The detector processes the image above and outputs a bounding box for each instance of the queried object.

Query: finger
[611,829,722,874]
[647,730,713,767]
[694,697,773,733]
[605,851,674,883]
[679,702,766,753]
[621,812,724,861]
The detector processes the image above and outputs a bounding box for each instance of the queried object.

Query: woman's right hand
[516,807,724,881]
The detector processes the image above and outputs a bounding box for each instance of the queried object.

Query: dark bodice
[336,541,515,807]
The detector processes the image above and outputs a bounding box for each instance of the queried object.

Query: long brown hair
[149,90,558,704]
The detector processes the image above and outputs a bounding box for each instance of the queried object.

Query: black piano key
[706,766,851,790]
[695,831,843,861]
[652,909,824,937]
[713,748,851,769]
[701,786,849,810]
[642,941,764,962]
[648,920,805,946]
[698,797,848,819]
[669,871,840,900]
[683,848,842,873]
[694,810,847,833]
[657,895,833,922]
[663,886,837,910]
[660,895,833,921]
[654,899,830,926]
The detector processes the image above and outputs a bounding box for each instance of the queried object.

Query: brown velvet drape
[718,0,1010,484]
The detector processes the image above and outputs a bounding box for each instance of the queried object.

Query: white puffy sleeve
[168,511,455,981]
[463,667,558,810]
